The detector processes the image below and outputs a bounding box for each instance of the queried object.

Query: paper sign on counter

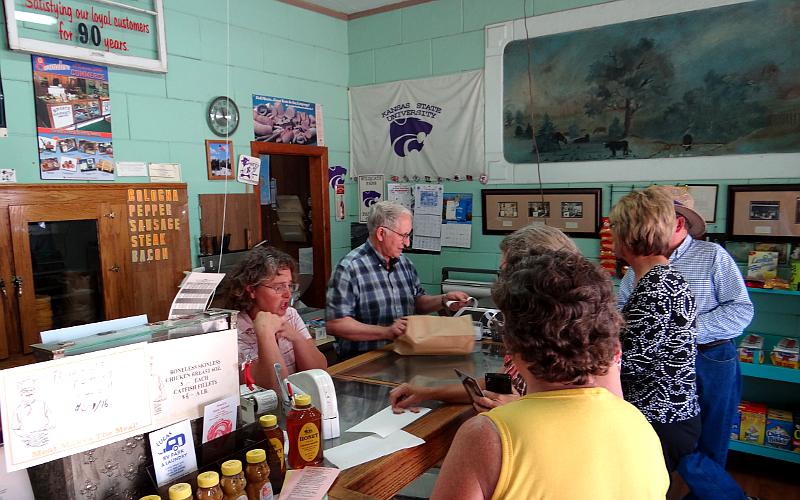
[201,395,238,443]
[279,467,340,500]
[149,419,197,487]
[324,431,424,470]
[345,405,431,438]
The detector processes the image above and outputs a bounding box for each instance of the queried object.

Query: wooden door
[9,203,128,351]
[250,142,331,308]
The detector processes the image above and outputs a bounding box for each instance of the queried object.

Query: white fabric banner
[350,70,484,179]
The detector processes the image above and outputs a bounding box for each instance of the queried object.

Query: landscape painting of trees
[503,0,800,163]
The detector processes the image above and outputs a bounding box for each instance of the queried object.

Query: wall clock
[207,96,240,137]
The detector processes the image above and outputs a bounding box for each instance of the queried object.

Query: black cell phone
[484,373,512,394]
[454,368,484,402]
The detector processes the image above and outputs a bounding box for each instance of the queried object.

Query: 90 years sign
[3,0,167,72]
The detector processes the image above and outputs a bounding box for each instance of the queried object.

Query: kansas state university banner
[349,70,484,178]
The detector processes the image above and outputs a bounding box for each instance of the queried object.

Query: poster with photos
[32,55,113,180]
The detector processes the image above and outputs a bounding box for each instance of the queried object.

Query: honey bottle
[258,414,286,491]
[244,449,273,500]
[286,394,323,469]
[220,460,247,500]
[168,483,192,500]
[196,471,223,500]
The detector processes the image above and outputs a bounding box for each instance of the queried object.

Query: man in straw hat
[618,185,754,499]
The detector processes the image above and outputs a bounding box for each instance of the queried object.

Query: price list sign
[3,0,167,72]
[127,187,180,264]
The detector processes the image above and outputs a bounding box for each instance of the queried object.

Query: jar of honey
[286,394,323,469]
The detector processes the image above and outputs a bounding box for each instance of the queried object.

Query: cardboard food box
[730,403,743,440]
[770,337,800,369]
[738,334,764,364]
[792,412,800,453]
[747,251,778,281]
[739,401,767,445]
[765,409,794,449]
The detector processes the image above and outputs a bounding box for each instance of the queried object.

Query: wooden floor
[667,451,800,500]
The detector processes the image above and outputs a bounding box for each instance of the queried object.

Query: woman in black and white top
[610,186,700,472]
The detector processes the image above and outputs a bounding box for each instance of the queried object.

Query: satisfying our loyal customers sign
[349,70,485,180]
[3,0,167,72]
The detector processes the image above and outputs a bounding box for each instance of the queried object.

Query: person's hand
[275,324,304,344]
[443,291,471,312]
[253,311,286,339]
[386,318,407,339]
[472,390,519,413]
[389,383,429,413]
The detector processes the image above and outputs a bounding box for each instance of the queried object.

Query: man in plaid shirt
[326,201,470,359]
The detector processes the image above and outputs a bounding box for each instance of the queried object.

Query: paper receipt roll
[248,389,278,413]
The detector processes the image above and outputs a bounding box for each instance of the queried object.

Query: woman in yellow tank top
[431,251,669,500]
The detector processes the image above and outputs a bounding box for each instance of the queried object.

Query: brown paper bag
[393,315,475,355]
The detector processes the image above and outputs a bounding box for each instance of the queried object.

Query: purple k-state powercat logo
[390,118,433,157]
[362,190,381,207]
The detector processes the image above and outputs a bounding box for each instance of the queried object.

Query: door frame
[250,142,331,308]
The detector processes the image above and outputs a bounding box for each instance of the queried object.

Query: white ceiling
[297,1,406,15]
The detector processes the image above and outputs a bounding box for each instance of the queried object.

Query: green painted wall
[0,0,349,265]
[343,0,800,297]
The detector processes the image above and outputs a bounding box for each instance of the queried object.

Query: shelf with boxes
[730,286,800,464]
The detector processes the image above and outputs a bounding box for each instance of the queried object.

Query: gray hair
[367,201,412,233]
[500,224,579,259]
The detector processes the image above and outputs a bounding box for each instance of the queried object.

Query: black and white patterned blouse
[621,264,700,424]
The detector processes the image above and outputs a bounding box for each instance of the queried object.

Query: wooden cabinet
[0,184,190,359]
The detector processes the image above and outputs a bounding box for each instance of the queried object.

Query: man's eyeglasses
[257,282,300,294]
[381,226,412,241]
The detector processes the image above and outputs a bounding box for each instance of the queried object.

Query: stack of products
[731,401,799,452]
[770,337,800,369]
[738,334,764,364]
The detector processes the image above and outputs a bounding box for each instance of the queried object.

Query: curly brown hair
[492,250,622,385]
[223,246,297,312]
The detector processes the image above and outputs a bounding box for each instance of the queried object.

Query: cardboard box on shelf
[739,401,767,445]
[765,409,794,450]
[738,334,764,364]
[770,337,800,369]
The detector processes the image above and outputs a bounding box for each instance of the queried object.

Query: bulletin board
[481,188,601,237]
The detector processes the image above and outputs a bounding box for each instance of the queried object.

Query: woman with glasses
[224,246,327,394]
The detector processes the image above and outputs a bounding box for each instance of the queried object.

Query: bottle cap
[294,394,311,406]
[246,448,266,463]
[221,459,242,476]
[196,471,220,488]
[167,483,192,500]
[140,496,162,500]
[259,414,278,427]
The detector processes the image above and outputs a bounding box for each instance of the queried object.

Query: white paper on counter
[345,405,430,438]
[279,466,339,500]
[324,431,424,470]
[168,272,225,318]
[149,419,197,487]
[0,447,34,500]
[201,395,238,443]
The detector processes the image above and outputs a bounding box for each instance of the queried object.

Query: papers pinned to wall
[412,184,443,251]
[441,193,473,248]
[358,175,385,223]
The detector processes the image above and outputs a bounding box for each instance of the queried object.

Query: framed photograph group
[727,184,800,241]
[482,188,601,236]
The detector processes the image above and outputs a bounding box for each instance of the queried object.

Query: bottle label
[297,422,320,462]
[269,437,285,468]
[260,482,274,500]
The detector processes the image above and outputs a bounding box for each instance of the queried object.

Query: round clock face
[207,96,240,137]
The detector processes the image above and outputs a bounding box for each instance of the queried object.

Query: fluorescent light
[15,12,58,25]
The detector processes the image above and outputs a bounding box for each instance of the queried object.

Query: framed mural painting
[484,0,800,184]
[727,184,800,241]
[482,188,601,237]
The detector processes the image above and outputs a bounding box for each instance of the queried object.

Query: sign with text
[33,54,114,180]
[3,0,167,72]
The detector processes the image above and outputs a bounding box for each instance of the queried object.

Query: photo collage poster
[252,94,323,146]
[32,55,113,180]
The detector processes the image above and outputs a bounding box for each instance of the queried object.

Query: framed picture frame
[686,184,718,223]
[481,188,601,237]
[205,139,234,180]
[727,184,800,241]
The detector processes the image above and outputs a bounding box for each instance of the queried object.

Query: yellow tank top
[486,388,668,500]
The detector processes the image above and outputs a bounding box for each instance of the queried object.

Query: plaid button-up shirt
[326,240,425,358]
